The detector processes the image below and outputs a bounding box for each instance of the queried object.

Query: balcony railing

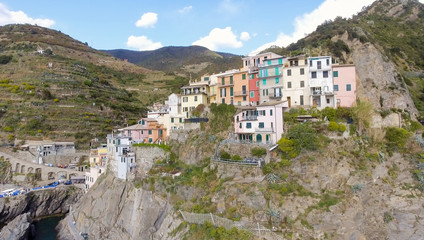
[269,92,282,99]
[219,82,234,87]
[241,115,257,121]
[255,127,274,132]
[234,91,247,97]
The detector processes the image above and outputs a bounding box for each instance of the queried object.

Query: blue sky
[0,0,422,55]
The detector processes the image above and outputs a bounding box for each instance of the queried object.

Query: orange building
[217,69,249,106]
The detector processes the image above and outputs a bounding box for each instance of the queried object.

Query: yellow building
[181,81,209,118]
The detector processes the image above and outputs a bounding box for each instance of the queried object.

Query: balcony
[234,91,247,97]
[219,82,234,88]
[269,92,282,99]
[241,115,257,121]
[255,127,274,132]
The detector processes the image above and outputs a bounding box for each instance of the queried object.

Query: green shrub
[385,127,410,150]
[328,121,339,131]
[0,55,12,64]
[277,138,299,159]
[251,147,266,157]
[321,107,336,121]
[287,124,319,151]
[231,155,242,161]
[338,124,347,132]
[220,151,231,160]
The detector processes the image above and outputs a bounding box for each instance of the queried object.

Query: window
[194,96,198,101]
[270,109,273,116]
[323,71,328,78]
[317,61,322,69]
[259,122,264,128]
[300,95,304,105]
[230,87,233,96]
[171,118,174,123]
[243,96,246,101]
[242,85,246,94]
[239,123,242,128]
[263,79,266,85]
[256,81,259,87]
[222,98,225,103]
[148,130,152,135]
[346,84,352,91]
[242,74,246,80]
[262,89,268,96]
[300,81,305,87]
[278,58,283,64]
[267,60,271,65]
[237,101,241,105]
[287,69,292,76]
[334,84,339,91]
[250,91,254,98]
[183,97,188,102]
[246,123,252,128]
[275,77,279,84]
[230,76,233,84]
[326,98,330,104]
[149,138,152,143]
[179,118,182,123]
[221,77,225,85]
[221,88,226,97]
[333,71,338,77]
[311,72,317,78]
[275,67,279,75]
[326,58,330,66]
[309,60,313,66]
[288,82,292,88]
[300,68,305,75]
[183,107,188,112]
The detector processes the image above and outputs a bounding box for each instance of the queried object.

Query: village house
[332,64,357,107]
[308,56,336,109]
[234,100,289,144]
[118,118,167,144]
[282,55,310,108]
[85,165,106,190]
[181,80,209,118]
[258,56,285,104]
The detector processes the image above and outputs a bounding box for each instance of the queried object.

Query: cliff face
[0,187,83,224]
[0,213,33,240]
[57,173,182,240]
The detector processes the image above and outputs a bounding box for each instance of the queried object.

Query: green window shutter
[263,79,266,85]
[230,87,233,96]
[267,60,271,65]
[275,67,279,75]
[230,76,233,84]
[275,78,279,84]
[242,74,246,80]
[222,78,225,85]
[278,58,282,64]
[333,71,338,77]
[250,91,254,98]
[346,84,351,91]
[171,118,174,123]
[179,118,182,123]
[265,69,268,77]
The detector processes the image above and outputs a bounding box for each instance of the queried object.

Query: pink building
[234,100,288,144]
[118,118,166,144]
[332,65,356,107]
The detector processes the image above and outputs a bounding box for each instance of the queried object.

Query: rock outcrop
[57,173,182,240]
[0,187,83,224]
[0,213,32,240]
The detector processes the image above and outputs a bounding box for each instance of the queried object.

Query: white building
[107,134,136,180]
[308,56,336,109]
[281,56,310,108]
[85,165,106,190]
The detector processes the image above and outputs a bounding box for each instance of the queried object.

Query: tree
[277,138,299,159]
[287,124,319,151]
[351,100,373,133]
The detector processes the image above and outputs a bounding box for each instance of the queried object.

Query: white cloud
[192,27,242,51]
[218,0,240,14]
[0,3,54,27]
[178,6,193,15]
[250,0,376,55]
[126,35,162,51]
[240,32,250,41]
[135,12,158,28]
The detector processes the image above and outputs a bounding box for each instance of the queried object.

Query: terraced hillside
[0,24,188,148]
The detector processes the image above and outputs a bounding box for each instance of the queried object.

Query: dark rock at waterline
[0,212,32,240]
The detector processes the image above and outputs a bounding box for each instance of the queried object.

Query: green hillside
[0,24,188,147]
[104,46,243,78]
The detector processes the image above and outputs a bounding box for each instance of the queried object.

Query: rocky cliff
[57,173,182,240]
[0,213,33,240]
[0,187,83,224]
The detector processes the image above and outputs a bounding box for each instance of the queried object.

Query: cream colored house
[281,56,310,108]
[181,81,209,118]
